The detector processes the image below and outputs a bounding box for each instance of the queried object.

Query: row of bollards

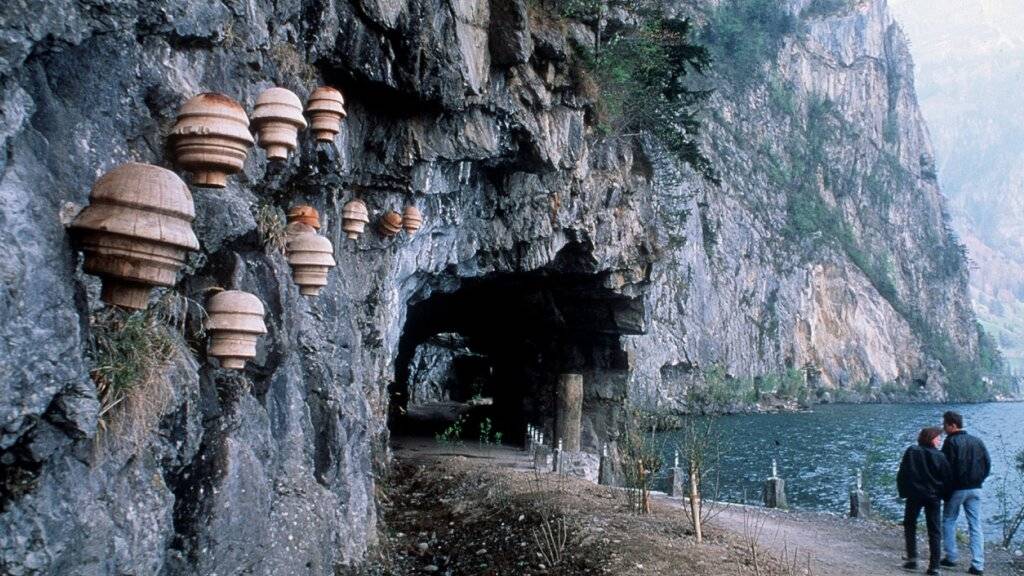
[527,429,871,517]
[525,372,872,516]
[759,459,871,517]
[526,425,563,473]
[525,374,585,475]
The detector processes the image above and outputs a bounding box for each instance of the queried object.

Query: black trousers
[904,497,942,567]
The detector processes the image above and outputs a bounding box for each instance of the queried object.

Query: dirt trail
[387,439,1020,576]
[657,484,1019,576]
[667,496,909,576]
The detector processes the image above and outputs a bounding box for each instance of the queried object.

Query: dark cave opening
[390,267,645,450]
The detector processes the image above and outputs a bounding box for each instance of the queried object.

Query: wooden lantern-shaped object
[70,163,199,310]
[251,87,307,161]
[379,210,403,237]
[206,290,267,370]
[286,233,336,296]
[287,205,320,229]
[170,92,254,188]
[305,87,347,142]
[342,199,369,240]
[402,205,423,235]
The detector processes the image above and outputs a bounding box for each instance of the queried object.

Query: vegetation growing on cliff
[681,365,813,409]
[760,86,1006,401]
[800,0,852,19]
[703,0,796,87]
[545,0,716,180]
[87,292,202,444]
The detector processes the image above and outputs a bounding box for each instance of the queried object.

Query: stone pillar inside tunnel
[390,257,646,449]
[556,373,583,452]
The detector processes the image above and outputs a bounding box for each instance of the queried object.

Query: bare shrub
[739,507,816,576]
[532,515,572,567]
[678,411,725,543]
[620,405,671,514]
[993,435,1024,548]
[523,466,584,569]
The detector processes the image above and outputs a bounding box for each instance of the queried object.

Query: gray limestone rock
[0,0,985,574]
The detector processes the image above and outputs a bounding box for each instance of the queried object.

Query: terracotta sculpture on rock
[342,199,369,240]
[286,233,336,296]
[70,163,200,310]
[402,205,423,235]
[305,87,347,142]
[205,290,267,369]
[170,92,254,188]
[251,87,307,161]
[288,205,320,229]
[379,210,403,237]
[285,204,320,239]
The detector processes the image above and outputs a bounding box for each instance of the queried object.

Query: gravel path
[656,491,1019,576]
[393,438,1022,576]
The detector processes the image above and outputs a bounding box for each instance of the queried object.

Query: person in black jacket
[897,426,951,575]
[940,411,991,575]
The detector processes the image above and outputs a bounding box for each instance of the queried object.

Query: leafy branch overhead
[546,0,717,182]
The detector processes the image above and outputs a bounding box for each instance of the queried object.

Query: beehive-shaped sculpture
[342,199,369,240]
[70,163,200,310]
[287,233,336,296]
[402,205,423,235]
[206,290,267,369]
[251,87,307,161]
[305,87,347,142]
[287,205,320,229]
[170,93,254,188]
[379,210,403,237]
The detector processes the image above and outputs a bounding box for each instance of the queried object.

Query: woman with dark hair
[897,427,952,575]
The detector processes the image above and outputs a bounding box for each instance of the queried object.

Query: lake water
[657,402,1024,539]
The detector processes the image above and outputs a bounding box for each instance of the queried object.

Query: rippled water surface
[657,402,1024,537]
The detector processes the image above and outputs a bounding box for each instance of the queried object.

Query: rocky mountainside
[632,0,984,407]
[0,0,984,573]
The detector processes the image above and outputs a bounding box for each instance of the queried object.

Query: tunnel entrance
[390,266,645,451]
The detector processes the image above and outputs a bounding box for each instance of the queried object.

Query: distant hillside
[889,0,1024,370]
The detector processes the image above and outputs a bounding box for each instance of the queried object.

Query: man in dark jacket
[897,427,951,575]
[940,410,991,575]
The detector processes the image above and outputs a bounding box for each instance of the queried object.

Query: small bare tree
[619,405,668,514]
[740,507,817,576]
[677,373,728,543]
[993,436,1024,548]
[677,411,724,543]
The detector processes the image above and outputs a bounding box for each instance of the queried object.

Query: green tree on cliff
[548,0,716,181]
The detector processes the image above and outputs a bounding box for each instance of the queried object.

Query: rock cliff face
[0,0,977,573]
[633,0,978,407]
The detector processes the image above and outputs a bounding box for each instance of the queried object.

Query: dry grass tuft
[255,202,288,255]
[88,291,204,451]
[269,44,318,87]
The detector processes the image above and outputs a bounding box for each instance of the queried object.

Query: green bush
[800,0,851,19]
[596,10,715,180]
[692,364,757,409]
[436,415,467,444]
[777,367,808,401]
[704,0,796,87]
[545,0,715,180]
